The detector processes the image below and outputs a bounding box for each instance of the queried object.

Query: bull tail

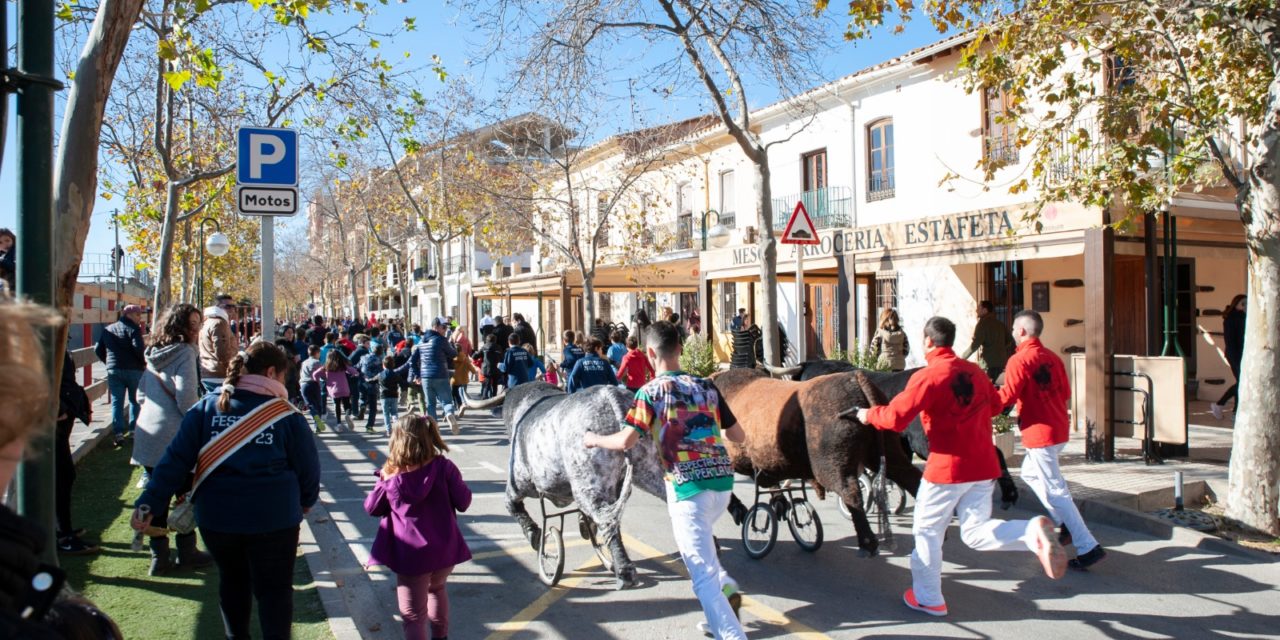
[596,456,635,530]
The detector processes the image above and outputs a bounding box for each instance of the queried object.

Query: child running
[450,349,478,419]
[616,334,655,392]
[373,355,408,434]
[312,351,359,430]
[299,345,326,432]
[365,415,472,640]
[584,321,747,639]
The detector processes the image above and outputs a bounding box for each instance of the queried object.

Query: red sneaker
[1031,516,1067,579]
[903,588,948,616]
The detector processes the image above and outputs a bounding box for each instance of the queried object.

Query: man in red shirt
[999,310,1105,570]
[856,316,1066,616]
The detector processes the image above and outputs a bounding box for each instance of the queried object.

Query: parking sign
[237,127,298,186]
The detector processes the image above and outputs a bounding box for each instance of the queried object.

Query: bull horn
[461,388,506,410]
[762,364,803,378]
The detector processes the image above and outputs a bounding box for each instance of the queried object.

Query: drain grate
[1152,508,1218,532]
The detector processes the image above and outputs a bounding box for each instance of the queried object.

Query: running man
[856,315,1066,617]
[999,309,1106,569]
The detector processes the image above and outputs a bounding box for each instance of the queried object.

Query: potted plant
[992,413,1017,458]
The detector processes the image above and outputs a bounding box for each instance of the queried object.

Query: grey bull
[463,382,665,588]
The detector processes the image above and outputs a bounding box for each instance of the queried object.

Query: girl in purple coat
[364,414,472,640]
[311,351,359,429]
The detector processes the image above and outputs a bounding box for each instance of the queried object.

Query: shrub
[827,345,889,372]
[680,334,719,378]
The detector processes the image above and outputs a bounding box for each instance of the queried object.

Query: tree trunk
[434,244,447,319]
[179,219,192,304]
[150,181,180,312]
[1225,93,1280,535]
[583,271,596,332]
[753,159,780,365]
[398,259,411,327]
[348,267,361,320]
[52,0,146,316]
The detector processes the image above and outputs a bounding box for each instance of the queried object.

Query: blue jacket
[401,331,456,380]
[561,345,586,374]
[95,317,146,371]
[568,354,619,393]
[137,391,319,534]
[499,346,534,388]
[606,342,627,367]
[357,352,383,379]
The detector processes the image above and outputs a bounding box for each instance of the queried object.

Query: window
[598,293,613,324]
[1105,53,1137,93]
[718,170,736,228]
[802,149,827,192]
[875,272,898,313]
[981,260,1024,326]
[983,86,1019,166]
[596,193,611,248]
[867,120,895,201]
[720,282,738,331]
[676,183,693,250]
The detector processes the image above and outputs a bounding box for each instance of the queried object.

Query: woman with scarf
[133,342,320,640]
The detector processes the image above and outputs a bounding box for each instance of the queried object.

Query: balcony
[866,172,895,202]
[772,186,853,230]
[984,136,1020,167]
[443,256,467,275]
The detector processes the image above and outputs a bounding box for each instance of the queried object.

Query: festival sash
[191,397,298,495]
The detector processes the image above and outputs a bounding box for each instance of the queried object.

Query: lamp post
[700,209,724,251]
[197,217,231,307]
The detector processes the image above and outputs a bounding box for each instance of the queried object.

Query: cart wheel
[787,498,824,552]
[538,525,565,586]
[741,503,778,559]
[837,497,853,521]
[583,517,613,571]
[858,471,907,517]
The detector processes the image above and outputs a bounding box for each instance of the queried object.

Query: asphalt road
[306,393,1280,639]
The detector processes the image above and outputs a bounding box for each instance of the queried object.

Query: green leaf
[56,3,73,21]
[248,0,268,10]
[158,40,179,60]
[163,70,192,91]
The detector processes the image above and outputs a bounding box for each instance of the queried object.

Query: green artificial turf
[58,442,333,639]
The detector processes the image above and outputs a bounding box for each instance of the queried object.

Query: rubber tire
[538,525,565,586]
[787,498,824,553]
[857,471,907,517]
[741,503,778,560]
[586,519,613,571]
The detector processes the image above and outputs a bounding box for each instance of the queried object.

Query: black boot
[149,536,173,576]
[175,532,214,570]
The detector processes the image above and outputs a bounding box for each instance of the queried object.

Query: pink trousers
[396,566,453,640]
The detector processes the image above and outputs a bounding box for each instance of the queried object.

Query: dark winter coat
[95,316,146,371]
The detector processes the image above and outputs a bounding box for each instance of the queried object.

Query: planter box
[993,431,1016,458]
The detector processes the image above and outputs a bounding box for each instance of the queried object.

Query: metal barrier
[1111,370,1159,465]
[69,282,152,405]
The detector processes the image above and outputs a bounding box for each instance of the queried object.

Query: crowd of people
[1,282,1249,639]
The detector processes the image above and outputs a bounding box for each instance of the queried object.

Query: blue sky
[1,2,946,262]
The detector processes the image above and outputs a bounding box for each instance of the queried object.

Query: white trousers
[1021,443,1098,554]
[666,486,744,640]
[911,479,1040,606]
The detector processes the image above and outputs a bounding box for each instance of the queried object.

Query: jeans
[363,381,379,428]
[301,382,323,418]
[348,375,363,417]
[910,479,1039,606]
[381,397,399,432]
[202,525,300,640]
[107,368,143,436]
[1021,444,1098,554]
[665,486,743,640]
[56,417,75,535]
[397,566,454,640]
[423,377,454,421]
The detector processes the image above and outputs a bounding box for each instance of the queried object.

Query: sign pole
[261,218,275,339]
[796,244,805,364]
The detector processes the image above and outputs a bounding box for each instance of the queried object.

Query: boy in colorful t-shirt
[584,321,747,639]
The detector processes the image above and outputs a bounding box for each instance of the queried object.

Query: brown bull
[712,368,921,556]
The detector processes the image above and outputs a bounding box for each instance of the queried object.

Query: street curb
[70,423,114,465]
[299,502,368,640]
[1079,498,1278,563]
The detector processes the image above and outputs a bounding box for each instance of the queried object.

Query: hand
[583,432,598,449]
[856,408,870,424]
[130,508,153,532]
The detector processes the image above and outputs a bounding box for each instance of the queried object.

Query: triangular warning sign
[780,201,820,245]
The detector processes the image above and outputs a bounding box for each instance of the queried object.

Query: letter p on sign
[237,127,298,186]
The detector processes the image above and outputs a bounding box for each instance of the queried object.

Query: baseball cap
[431,316,448,329]
[122,304,147,315]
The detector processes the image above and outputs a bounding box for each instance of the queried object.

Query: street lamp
[700,209,725,251]
[198,217,230,307]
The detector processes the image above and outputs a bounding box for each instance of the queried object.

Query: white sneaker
[446,414,460,435]
[136,471,150,489]
[696,622,714,637]
[344,416,355,430]
[1209,403,1224,420]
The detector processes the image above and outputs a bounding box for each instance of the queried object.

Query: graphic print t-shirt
[625,371,736,501]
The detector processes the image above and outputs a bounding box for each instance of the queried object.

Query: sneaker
[446,414,460,435]
[1030,516,1067,579]
[724,585,742,619]
[57,528,87,539]
[1068,545,1107,571]
[1058,524,1073,547]
[365,425,374,433]
[136,470,151,489]
[1210,403,1224,420]
[57,535,100,556]
[112,436,125,449]
[697,622,714,637]
[457,405,467,418]
[902,588,948,616]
